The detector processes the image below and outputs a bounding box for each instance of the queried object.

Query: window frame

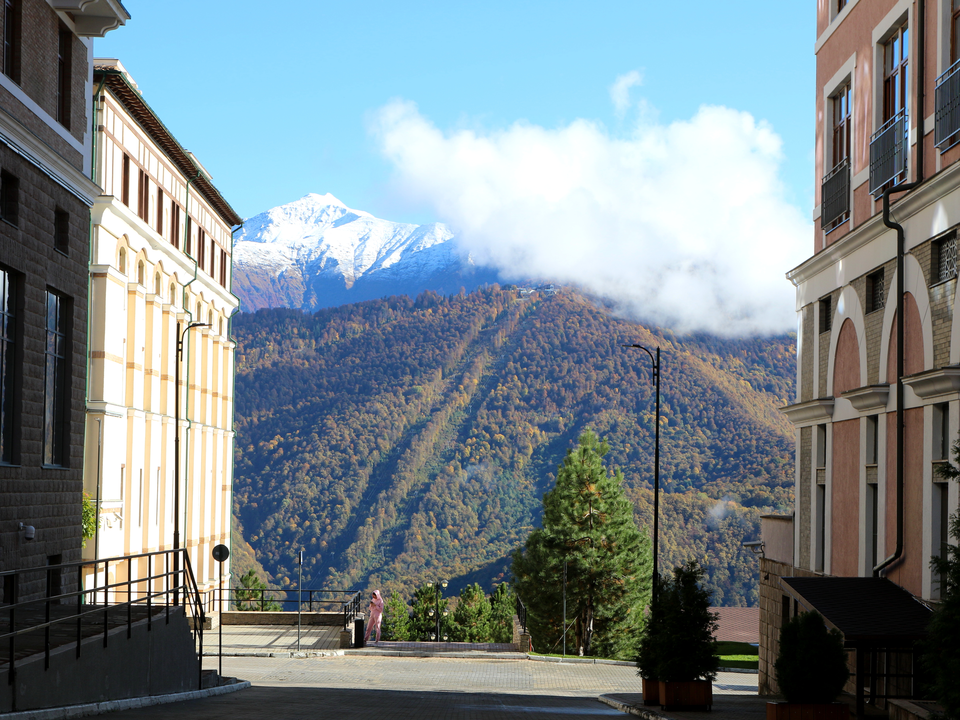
[3,0,19,84]
[1,170,19,226]
[42,290,69,467]
[934,231,958,284]
[866,269,885,314]
[0,265,20,465]
[56,25,71,129]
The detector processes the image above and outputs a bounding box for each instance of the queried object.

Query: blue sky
[98,2,814,224]
[98,2,815,335]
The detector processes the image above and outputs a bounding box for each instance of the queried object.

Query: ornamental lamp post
[426,579,449,641]
[174,321,209,606]
[622,343,661,607]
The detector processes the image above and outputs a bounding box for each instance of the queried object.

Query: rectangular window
[823,83,852,231]
[1,170,18,226]
[198,229,205,267]
[867,482,879,572]
[121,154,130,207]
[935,403,950,462]
[43,291,68,467]
[3,0,19,83]
[185,217,192,256]
[884,25,909,122]
[0,266,18,464]
[156,187,163,236]
[953,0,960,65]
[816,483,826,572]
[171,203,180,249]
[833,83,852,168]
[837,0,847,13]
[219,247,227,286]
[54,209,69,254]
[137,169,148,222]
[819,296,832,333]
[817,424,827,469]
[934,233,958,283]
[866,415,879,465]
[866,269,885,313]
[56,26,70,129]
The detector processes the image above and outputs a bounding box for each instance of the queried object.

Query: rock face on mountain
[233,193,500,311]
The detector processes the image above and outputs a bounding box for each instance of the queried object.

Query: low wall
[220,611,349,626]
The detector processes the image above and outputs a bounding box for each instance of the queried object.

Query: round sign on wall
[212,544,230,563]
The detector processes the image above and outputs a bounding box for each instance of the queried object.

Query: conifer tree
[512,430,653,659]
[451,583,492,642]
[380,592,412,641]
[489,582,516,643]
[409,583,449,641]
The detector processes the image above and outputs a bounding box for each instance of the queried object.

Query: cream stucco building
[82,60,242,602]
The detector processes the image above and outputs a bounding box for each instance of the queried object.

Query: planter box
[766,701,850,720]
[659,680,712,711]
[641,678,660,706]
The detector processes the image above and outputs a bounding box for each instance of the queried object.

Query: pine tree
[489,582,516,643]
[380,592,412,641]
[451,583,492,642]
[409,583,449,641]
[512,430,653,659]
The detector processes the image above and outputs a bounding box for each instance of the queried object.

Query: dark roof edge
[94,67,243,228]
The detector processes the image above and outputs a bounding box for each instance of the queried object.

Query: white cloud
[371,98,810,336]
[610,70,643,118]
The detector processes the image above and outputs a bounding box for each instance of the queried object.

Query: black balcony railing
[870,109,907,196]
[936,59,960,150]
[821,158,850,230]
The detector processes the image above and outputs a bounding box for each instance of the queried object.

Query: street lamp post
[623,344,661,606]
[174,321,209,606]
[426,579,448,642]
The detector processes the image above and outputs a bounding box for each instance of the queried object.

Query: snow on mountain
[233,193,500,312]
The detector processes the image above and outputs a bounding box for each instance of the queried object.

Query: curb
[598,694,672,719]
[3,681,251,719]
[528,655,636,667]
[203,650,345,658]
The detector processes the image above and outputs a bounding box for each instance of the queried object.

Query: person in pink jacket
[364,589,385,644]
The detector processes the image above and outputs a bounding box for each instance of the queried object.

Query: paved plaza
[99,653,764,720]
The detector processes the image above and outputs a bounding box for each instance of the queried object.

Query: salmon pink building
[762,0,960,711]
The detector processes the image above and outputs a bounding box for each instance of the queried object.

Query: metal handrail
[1,548,203,712]
[869,109,907,196]
[341,591,362,630]
[936,57,960,149]
[217,587,359,613]
[515,596,528,634]
[821,157,850,230]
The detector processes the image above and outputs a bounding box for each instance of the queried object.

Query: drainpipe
[85,75,108,565]
[224,221,243,590]
[874,0,925,577]
[178,170,202,571]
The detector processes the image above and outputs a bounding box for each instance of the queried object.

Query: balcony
[821,158,850,231]
[936,59,960,150]
[869,109,907,196]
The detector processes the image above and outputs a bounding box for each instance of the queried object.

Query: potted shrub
[768,611,850,720]
[637,562,718,710]
[636,575,667,705]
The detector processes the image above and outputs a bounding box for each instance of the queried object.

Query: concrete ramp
[0,606,202,713]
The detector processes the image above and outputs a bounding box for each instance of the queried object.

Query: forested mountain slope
[232,286,796,606]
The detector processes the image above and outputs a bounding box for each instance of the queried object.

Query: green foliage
[637,561,719,681]
[380,592,412,641]
[775,611,849,703]
[409,583,449,641]
[489,582,516,643]
[234,569,282,611]
[451,583,492,642]
[231,287,795,603]
[926,440,960,717]
[81,493,98,548]
[513,430,653,660]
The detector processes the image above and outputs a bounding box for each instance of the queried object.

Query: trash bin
[355,617,365,648]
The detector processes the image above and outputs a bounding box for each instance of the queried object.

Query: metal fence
[937,58,960,150]
[870,109,907,196]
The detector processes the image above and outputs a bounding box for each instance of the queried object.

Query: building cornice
[93,65,242,227]
[840,384,891,412]
[50,0,129,38]
[780,398,835,427]
[788,160,960,291]
[902,366,960,400]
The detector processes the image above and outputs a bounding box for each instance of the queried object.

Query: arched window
[207,310,213,327]
[169,282,176,304]
[154,272,162,297]
[118,248,126,274]
[137,260,144,286]
[218,317,224,335]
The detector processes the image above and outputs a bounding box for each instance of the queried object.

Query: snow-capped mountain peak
[232,194,499,312]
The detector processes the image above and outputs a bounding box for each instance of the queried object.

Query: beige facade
[765,0,960,701]
[82,61,241,602]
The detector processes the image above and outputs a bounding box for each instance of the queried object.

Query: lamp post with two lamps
[622,343,661,606]
[174,321,209,605]
[426,579,449,642]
